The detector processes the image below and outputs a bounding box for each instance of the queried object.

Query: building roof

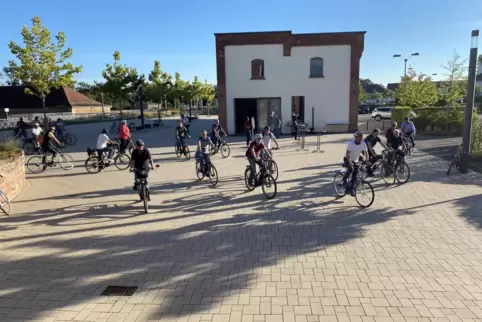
[0,86,102,110]
[214,30,366,36]
[364,84,385,94]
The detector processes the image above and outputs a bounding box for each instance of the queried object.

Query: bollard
[296,130,310,152]
[312,132,325,153]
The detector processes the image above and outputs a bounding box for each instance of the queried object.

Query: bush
[0,142,22,161]
[471,119,482,153]
[391,106,412,124]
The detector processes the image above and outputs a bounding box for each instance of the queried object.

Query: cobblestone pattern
[1,127,482,322]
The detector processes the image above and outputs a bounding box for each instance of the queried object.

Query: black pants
[245,130,251,146]
[388,150,405,165]
[367,153,382,174]
[405,131,415,145]
[342,157,359,190]
[291,127,298,140]
[119,139,128,153]
[184,124,190,135]
[42,144,58,162]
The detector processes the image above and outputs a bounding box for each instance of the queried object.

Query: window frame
[251,59,265,80]
[309,57,324,78]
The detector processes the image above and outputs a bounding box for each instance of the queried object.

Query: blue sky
[0,0,481,87]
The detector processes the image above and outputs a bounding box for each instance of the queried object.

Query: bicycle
[57,131,78,146]
[116,137,134,155]
[402,134,414,156]
[132,164,159,214]
[195,155,219,186]
[333,162,375,208]
[22,138,42,155]
[0,175,12,216]
[244,158,277,199]
[261,148,279,180]
[447,145,461,175]
[26,145,75,174]
[210,136,231,158]
[387,150,411,184]
[175,139,191,160]
[84,144,131,174]
[368,150,397,185]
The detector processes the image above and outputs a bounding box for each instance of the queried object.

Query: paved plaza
[1,119,482,322]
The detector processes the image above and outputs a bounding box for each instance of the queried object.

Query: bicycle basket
[87,147,96,156]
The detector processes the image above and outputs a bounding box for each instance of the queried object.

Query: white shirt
[182,117,189,125]
[96,134,110,149]
[262,132,275,149]
[346,140,368,161]
[32,127,43,136]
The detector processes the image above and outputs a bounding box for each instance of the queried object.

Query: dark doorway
[291,96,305,122]
[234,98,257,133]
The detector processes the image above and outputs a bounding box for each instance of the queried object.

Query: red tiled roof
[63,87,102,107]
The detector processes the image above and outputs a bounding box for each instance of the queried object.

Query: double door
[257,98,281,132]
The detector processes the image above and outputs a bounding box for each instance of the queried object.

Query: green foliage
[6,16,82,127]
[396,69,438,107]
[0,141,22,160]
[471,119,482,154]
[359,83,367,103]
[391,106,412,124]
[439,51,467,105]
[144,60,172,106]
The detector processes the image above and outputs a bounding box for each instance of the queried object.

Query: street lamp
[460,30,479,174]
[393,53,420,105]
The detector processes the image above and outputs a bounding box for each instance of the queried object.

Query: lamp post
[393,53,420,105]
[460,30,479,174]
[137,84,144,130]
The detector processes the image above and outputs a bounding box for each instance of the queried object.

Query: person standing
[118,120,131,153]
[244,117,252,146]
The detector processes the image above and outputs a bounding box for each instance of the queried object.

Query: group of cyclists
[342,117,416,195]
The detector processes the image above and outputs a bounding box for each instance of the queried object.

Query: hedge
[0,141,22,161]
[391,106,412,125]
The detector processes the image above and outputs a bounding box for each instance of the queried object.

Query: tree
[101,50,141,114]
[440,50,467,105]
[360,78,374,87]
[359,83,367,103]
[396,69,438,107]
[6,16,82,126]
[144,60,172,110]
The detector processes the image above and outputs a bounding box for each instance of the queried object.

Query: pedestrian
[244,117,252,146]
[291,112,299,140]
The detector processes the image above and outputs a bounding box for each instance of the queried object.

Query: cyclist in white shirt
[31,123,44,148]
[343,131,370,196]
[261,126,279,156]
[96,129,117,163]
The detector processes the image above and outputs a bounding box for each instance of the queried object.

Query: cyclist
[364,128,390,176]
[400,117,416,147]
[387,129,406,164]
[96,129,117,164]
[41,125,62,165]
[246,134,272,186]
[343,131,369,196]
[182,114,191,135]
[211,120,226,150]
[118,120,131,153]
[385,121,397,144]
[14,117,28,139]
[176,120,189,151]
[261,126,279,155]
[55,118,66,138]
[31,123,44,149]
[130,140,155,191]
[196,130,213,174]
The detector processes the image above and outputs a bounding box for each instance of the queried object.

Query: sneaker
[350,189,356,197]
[367,172,375,177]
[133,183,139,190]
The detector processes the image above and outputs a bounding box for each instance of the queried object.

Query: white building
[215,31,366,134]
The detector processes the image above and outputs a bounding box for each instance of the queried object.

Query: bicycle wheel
[141,185,149,214]
[85,156,101,174]
[395,161,410,184]
[184,146,191,160]
[447,159,457,176]
[58,153,75,170]
[261,174,277,199]
[333,172,347,197]
[380,163,396,185]
[23,141,36,155]
[244,168,256,191]
[220,143,231,158]
[195,161,204,180]
[128,144,133,155]
[269,160,279,180]
[66,134,78,145]
[0,191,11,216]
[115,153,131,170]
[354,180,375,208]
[175,145,181,157]
[208,164,219,187]
[27,155,47,174]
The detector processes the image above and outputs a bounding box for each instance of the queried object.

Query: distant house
[0,86,108,118]
[363,84,385,94]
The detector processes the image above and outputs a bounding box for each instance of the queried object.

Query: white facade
[224,44,352,133]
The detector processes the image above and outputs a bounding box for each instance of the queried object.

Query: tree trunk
[42,95,48,129]
[119,98,122,119]
[157,103,161,123]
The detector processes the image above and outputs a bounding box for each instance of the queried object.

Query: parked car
[371,107,392,121]
[358,105,370,114]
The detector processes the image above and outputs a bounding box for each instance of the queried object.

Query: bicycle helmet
[391,121,397,127]
[135,139,145,146]
[254,134,263,140]
[353,131,363,138]
[121,120,127,124]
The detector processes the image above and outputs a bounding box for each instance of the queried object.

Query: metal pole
[139,85,145,129]
[101,93,105,115]
[403,59,408,106]
[460,30,479,174]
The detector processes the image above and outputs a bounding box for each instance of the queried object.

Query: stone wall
[0,151,26,200]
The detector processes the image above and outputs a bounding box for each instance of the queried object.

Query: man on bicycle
[15,117,28,140]
[364,128,390,176]
[32,123,44,149]
[196,130,213,174]
[118,120,131,153]
[246,134,272,186]
[400,117,416,147]
[343,132,369,196]
[129,140,155,191]
[387,129,406,164]
[211,120,226,150]
[385,121,397,144]
[96,129,117,164]
[176,120,189,150]
[42,125,62,165]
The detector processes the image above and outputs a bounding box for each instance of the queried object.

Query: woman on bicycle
[246,134,272,186]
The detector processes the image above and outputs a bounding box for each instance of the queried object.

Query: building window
[251,59,265,79]
[310,57,324,78]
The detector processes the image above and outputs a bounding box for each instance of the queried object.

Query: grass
[0,141,22,161]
